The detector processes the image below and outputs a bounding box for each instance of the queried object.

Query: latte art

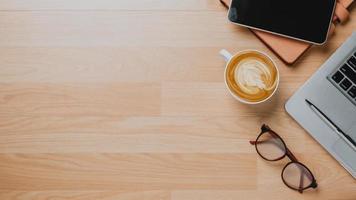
[225,51,278,103]
[234,59,274,95]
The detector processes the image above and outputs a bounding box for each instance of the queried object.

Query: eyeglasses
[250,124,317,193]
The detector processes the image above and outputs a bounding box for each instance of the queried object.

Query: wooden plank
[0,0,222,11]
[0,47,225,83]
[0,154,256,190]
[172,190,258,200]
[0,83,161,117]
[0,116,253,153]
[0,190,170,200]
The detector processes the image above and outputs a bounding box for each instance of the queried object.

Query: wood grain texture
[0,0,355,199]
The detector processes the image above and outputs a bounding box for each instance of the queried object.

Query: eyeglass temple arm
[299,169,305,193]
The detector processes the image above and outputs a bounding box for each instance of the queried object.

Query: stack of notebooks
[220,0,354,65]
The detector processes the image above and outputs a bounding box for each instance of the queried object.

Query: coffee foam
[234,59,273,95]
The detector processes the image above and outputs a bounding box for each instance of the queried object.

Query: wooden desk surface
[0,0,355,199]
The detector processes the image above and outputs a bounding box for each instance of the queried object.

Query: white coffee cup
[220,49,280,105]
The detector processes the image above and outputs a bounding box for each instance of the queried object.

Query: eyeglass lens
[282,162,314,190]
[256,131,286,160]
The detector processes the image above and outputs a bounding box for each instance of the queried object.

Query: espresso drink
[225,51,278,102]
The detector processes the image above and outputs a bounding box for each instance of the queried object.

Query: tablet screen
[228,0,336,44]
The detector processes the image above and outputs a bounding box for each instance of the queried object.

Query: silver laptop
[286,32,356,178]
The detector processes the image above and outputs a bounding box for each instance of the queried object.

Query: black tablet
[228,0,336,45]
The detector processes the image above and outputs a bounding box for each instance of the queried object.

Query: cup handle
[219,49,233,62]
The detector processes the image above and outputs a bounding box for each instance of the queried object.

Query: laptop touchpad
[333,139,356,172]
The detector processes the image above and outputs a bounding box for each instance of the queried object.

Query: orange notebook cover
[220,0,354,65]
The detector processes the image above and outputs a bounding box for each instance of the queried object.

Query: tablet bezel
[227,0,337,45]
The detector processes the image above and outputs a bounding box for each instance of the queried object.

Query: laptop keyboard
[329,51,356,104]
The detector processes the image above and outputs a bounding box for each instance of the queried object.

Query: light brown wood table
[0,0,355,199]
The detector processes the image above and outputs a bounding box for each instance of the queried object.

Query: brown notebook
[220,0,354,65]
